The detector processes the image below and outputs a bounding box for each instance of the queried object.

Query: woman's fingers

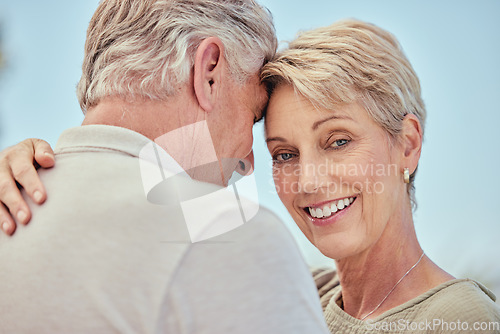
[0,203,17,236]
[10,139,54,205]
[0,138,53,235]
[0,174,30,235]
[33,138,55,169]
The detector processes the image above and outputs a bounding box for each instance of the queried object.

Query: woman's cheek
[273,168,298,207]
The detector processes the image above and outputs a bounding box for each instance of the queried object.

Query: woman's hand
[0,139,55,235]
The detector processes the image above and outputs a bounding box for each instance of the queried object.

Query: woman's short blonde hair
[262,19,426,208]
[77,0,277,113]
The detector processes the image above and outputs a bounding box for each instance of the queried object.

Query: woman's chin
[311,233,362,261]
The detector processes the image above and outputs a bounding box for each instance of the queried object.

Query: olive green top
[313,268,500,333]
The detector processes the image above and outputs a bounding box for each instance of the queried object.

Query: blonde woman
[261,19,500,332]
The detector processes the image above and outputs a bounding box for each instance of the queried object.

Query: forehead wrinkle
[265,136,286,144]
[312,114,353,131]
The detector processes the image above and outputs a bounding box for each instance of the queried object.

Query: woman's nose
[298,158,326,194]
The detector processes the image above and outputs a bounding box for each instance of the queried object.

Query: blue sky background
[1,1,499,296]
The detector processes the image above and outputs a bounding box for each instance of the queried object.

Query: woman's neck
[334,215,453,320]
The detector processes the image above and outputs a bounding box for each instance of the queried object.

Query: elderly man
[0,1,328,333]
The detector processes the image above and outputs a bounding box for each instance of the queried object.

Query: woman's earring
[403,168,410,184]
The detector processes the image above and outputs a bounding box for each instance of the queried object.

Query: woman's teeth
[308,197,355,219]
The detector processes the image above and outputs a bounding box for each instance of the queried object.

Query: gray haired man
[0,1,328,333]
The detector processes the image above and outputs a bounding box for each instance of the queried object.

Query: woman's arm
[0,139,54,235]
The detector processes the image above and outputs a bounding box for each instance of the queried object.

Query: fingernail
[44,151,53,157]
[2,222,10,233]
[34,190,43,203]
[17,210,27,223]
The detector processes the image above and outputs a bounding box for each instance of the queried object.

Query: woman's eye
[331,139,349,148]
[274,152,295,162]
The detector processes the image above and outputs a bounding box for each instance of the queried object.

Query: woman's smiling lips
[301,196,357,226]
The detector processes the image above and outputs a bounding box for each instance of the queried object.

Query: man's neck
[82,96,184,141]
[81,96,225,185]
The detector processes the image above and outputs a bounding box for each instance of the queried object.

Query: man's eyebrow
[265,136,286,143]
[312,114,352,130]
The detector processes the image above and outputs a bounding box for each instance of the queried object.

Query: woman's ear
[400,113,423,174]
[193,37,224,113]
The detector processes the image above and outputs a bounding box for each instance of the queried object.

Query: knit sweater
[313,268,500,333]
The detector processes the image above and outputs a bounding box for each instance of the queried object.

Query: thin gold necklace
[360,252,425,321]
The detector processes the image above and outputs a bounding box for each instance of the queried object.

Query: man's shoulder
[208,204,293,247]
[248,206,288,231]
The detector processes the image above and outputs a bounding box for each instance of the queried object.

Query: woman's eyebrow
[312,114,352,131]
[265,136,287,144]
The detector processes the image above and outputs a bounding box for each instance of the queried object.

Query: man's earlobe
[193,37,224,113]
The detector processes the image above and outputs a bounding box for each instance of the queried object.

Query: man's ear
[193,37,225,113]
[400,113,423,175]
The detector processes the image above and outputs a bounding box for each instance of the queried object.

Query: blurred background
[0,0,499,299]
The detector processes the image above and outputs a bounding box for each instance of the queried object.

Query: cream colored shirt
[314,268,500,333]
[0,125,329,334]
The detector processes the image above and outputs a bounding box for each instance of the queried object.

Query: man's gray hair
[77,0,277,113]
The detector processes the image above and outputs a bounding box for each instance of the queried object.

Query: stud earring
[403,168,410,184]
